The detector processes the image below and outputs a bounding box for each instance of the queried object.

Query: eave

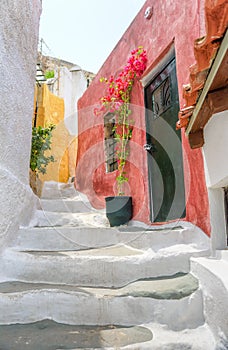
[176,0,228,149]
[187,29,228,148]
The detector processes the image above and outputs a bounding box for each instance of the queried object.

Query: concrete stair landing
[0,181,217,349]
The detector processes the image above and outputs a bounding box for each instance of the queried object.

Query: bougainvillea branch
[94,46,147,195]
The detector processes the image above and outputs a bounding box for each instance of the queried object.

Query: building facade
[37,55,95,181]
[76,0,228,239]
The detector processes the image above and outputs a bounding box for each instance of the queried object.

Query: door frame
[141,46,176,88]
[142,46,186,222]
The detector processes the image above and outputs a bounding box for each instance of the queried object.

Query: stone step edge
[38,198,96,212]
[20,221,210,248]
[68,323,216,350]
[1,245,205,287]
[8,243,207,259]
[0,287,205,330]
[0,320,216,350]
[0,273,198,300]
[19,225,186,232]
[0,320,153,350]
[0,290,205,331]
[190,256,228,342]
[15,225,210,254]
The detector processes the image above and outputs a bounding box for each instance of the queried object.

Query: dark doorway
[145,57,186,222]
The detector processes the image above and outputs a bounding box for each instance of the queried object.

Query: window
[104,114,118,172]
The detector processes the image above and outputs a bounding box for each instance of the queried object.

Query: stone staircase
[0,181,217,349]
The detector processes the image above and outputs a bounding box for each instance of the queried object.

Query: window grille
[152,77,171,119]
[104,114,118,172]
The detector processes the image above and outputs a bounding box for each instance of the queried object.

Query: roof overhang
[186,29,228,149]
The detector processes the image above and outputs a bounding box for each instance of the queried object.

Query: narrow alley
[0,0,228,349]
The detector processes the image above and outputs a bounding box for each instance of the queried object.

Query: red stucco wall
[76,0,210,235]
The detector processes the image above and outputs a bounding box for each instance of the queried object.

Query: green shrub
[30,124,55,174]
[44,70,55,79]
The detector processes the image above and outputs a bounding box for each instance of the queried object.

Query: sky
[39,0,146,73]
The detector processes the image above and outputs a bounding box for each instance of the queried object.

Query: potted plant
[94,47,147,226]
[30,124,55,196]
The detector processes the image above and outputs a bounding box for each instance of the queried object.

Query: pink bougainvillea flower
[94,47,147,195]
[95,46,147,116]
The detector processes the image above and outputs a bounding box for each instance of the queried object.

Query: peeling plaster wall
[0,0,42,249]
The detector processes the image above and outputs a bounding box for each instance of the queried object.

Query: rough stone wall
[0,0,42,249]
[39,55,75,72]
[38,54,95,84]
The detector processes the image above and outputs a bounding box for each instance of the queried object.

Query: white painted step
[191,254,228,342]
[0,273,203,330]
[1,244,208,287]
[12,226,120,251]
[40,198,93,213]
[0,320,153,350]
[0,320,216,350]
[29,210,109,228]
[138,322,216,350]
[41,181,78,199]
[11,225,210,252]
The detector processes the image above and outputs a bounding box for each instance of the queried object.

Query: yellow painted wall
[36,84,69,183]
[68,135,78,179]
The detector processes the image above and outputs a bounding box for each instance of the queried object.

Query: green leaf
[30,124,56,174]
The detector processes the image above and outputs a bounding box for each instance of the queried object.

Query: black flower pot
[105,196,132,227]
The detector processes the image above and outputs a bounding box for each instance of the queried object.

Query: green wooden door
[145,58,186,222]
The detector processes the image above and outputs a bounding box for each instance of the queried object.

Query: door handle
[143,143,156,152]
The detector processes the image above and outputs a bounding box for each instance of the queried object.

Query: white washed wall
[203,110,228,250]
[0,0,42,249]
[67,68,88,136]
